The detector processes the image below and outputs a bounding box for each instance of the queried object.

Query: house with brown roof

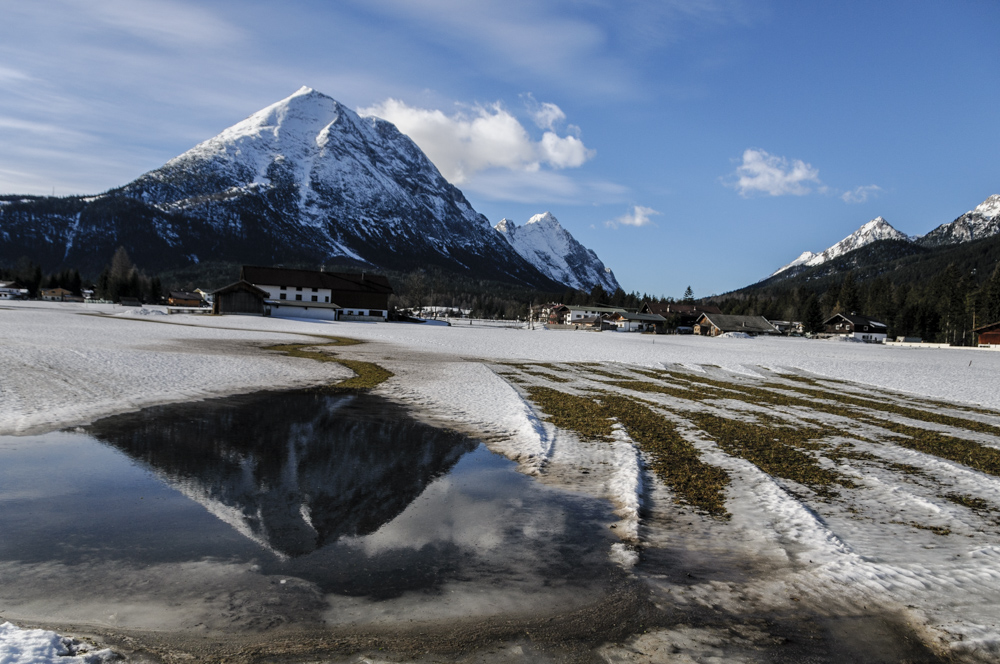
[639,301,723,332]
[240,266,393,321]
[694,313,780,337]
[822,313,888,343]
[974,321,1000,347]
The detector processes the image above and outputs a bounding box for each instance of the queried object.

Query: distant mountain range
[0,87,616,293]
[765,195,1000,284]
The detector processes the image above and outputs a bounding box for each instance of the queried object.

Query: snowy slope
[769,216,912,280]
[919,194,1000,247]
[495,212,620,293]
[770,250,819,278]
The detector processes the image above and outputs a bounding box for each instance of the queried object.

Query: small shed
[211,280,269,316]
[975,321,1000,346]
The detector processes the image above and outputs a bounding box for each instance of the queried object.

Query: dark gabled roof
[240,266,393,295]
[823,312,887,329]
[211,280,269,298]
[169,291,202,300]
[974,320,1000,334]
[640,302,723,317]
[610,312,666,322]
[697,313,779,334]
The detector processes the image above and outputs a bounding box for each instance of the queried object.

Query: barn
[211,280,269,316]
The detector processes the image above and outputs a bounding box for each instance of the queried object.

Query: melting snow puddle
[0,390,629,660]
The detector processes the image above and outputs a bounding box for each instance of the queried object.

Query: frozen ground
[3,300,1000,662]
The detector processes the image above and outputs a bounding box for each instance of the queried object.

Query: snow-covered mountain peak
[495,213,619,293]
[972,194,1000,219]
[526,211,561,228]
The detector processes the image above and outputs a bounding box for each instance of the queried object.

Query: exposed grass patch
[682,411,852,493]
[942,492,995,513]
[525,386,615,440]
[598,394,730,517]
[607,379,714,402]
[264,341,393,391]
[773,383,1000,439]
[523,370,572,383]
[869,419,1000,478]
[891,520,951,536]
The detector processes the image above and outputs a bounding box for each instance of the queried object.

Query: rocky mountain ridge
[769,195,1000,281]
[0,87,613,293]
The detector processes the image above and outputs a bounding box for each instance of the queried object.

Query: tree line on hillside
[718,263,1000,344]
[1,248,162,302]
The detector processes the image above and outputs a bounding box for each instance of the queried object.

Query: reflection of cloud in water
[86,391,477,558]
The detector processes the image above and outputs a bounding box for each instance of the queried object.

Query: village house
[565,305,627,330]
[639,301,723,333]
[240,265,393,321]
[40,287,74,301]
[607,311,666,332]
[974,321,1000,347]
[694,313,780,337]
[0,282,28,299]
[822,313,888,343]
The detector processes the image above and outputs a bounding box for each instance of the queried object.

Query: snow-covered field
[3,300,1000,662]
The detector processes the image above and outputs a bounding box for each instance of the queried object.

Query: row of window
[278,293,330,302]
[278,286,320,292]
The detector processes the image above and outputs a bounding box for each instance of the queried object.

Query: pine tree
[682,285,694,303]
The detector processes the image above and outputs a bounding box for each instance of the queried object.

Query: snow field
[6,303,1000,658]
[0,622,116,664]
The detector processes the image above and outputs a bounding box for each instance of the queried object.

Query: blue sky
[2,0,998,297]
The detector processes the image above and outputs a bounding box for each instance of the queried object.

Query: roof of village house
[974,320,1000,334]
[168,291,202,300]
[211,280,270,298]
[41,287,73,295]
[696,313,780,334]
[641,301,723,317]
[610,312,666,322]
[566,305,628,314]
[823,312,887,329]
[240,266,392,294]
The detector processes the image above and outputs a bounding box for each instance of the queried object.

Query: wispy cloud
[358,98,594,184]
[727,148,821,197]
[841,184,882,204]
[606,205,661,228]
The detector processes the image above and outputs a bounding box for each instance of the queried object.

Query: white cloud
[358,98,595,184]
[606,205,661,229]
[841,184,882,204]
[728,148,821,197]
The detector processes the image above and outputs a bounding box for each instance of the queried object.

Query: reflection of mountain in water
[86,391,476,557]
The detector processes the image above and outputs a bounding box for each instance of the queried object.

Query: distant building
[40,287,73,301]
[0,282,27,299]
[822,313,888,343]
[974,321,1000,347]
[211,280,268,316]
[694,313,780,337]
[241,266,393,321]
[167,291,204,307]
[607,311,665,333]
[639,302,723,332]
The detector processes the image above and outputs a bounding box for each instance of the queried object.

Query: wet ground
[0,389,952,662]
